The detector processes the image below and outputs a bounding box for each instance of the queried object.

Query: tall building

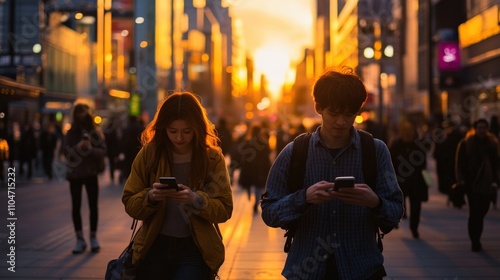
[0,0,96,128]
[454,0,499,122]
[315,0,330,74]
[134,0,233,121]
[0,0,44,125]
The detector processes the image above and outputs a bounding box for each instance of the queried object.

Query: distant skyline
[231,0,315,96]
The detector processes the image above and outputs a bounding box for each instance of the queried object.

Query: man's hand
[305,181,380,208]
[332,184,380,208]
[305,181,335,204]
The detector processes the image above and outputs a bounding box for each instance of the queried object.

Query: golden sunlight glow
[231,1,313,101]
[253,45,291,99]
[257,97,271,110]
[284,68,296,91]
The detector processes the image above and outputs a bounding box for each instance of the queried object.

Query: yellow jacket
[121,144,233,273]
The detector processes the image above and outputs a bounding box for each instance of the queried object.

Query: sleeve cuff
[370,196,383,211]
[145,190,160,207]
[192,193,207,210]
[294,188,311,213]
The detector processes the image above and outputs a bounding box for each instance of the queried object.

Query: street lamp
[361,19,395,126]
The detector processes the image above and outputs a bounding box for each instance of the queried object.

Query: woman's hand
[77,139,92,152]
[149,183,197,204]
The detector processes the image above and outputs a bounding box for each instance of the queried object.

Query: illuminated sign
[438,42,461,71]
[129,93,141,116]
[459,5,500,47]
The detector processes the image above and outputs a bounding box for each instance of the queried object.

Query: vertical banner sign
[129,93,141,116]
[437,41,461,71]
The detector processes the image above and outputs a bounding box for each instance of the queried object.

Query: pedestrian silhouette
[389,120,429,239]
[455,118,500,252]
[237,122,271,213]
[433,120,464,195]
[63,103,107,254]
[104,118,121,184]
[0,120,8,183]
[118,115,144,184]
[216,117,233,157]
[39,122,59,180]
[19,122,37,179]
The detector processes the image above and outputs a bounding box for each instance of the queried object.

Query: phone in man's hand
[333,176,355,191]
[158,177,180,191]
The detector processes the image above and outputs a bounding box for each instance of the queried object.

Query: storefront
[456,4,500,123]
[0,76,42,126]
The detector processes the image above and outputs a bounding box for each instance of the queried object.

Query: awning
[0,76,42,100]
[40,91,78,114]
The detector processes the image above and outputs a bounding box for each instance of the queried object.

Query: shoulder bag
[105,219,139,280]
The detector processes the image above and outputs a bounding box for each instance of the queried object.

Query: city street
[0,157,500,279]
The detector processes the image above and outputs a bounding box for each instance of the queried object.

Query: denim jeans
[137,235,212,280]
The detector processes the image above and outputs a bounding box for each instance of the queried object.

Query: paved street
[0,157,500,279]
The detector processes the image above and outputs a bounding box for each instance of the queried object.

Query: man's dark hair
[312,67,367,113]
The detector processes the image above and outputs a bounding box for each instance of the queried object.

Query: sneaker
[90,238,100,253]
[72,239,87,254]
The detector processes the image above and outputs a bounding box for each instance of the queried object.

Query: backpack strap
[358,129,384,252]
[287,133,312,192]
[283,132,311,253]
[359,130,376,188]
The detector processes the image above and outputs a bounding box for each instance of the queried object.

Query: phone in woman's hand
[158,177,180,191]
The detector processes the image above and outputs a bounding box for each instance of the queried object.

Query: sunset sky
[231,0,315,97]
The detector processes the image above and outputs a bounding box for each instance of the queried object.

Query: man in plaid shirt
[261,68,403,280]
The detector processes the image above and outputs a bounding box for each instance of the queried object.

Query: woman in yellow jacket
[122,91,233,279]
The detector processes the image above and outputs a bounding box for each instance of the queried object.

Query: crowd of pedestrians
[0,112,144,184]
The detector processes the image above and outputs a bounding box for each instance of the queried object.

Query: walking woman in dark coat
[389,120,429,239]
[63,103,107,254]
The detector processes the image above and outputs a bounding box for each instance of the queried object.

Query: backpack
[283,129,383,253]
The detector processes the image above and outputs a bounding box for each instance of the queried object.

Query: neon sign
[438,42,461,71]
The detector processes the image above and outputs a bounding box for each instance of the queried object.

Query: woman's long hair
[71,103,96,132]
[141,91,220,183]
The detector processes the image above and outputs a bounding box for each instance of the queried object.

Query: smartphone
[333,176,355,191]
[158,177,180,191]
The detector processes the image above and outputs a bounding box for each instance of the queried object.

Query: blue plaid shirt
[262,127,403,280]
